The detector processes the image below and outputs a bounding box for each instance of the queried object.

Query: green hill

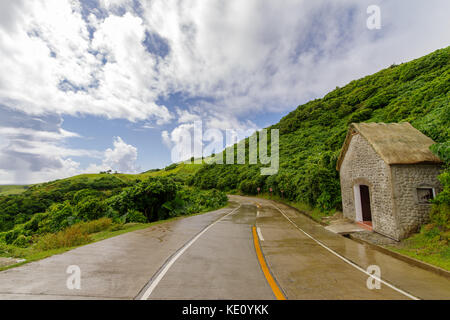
[0,163,208,234]
[0,185,30,196]
[0,163,202,196]
[190,46,450,212]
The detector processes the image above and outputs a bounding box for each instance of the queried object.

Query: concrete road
[0,196,449,300]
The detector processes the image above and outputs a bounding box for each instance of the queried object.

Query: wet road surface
[249,196,449,300]
[0,195,449,300]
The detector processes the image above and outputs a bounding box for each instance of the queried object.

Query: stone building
[337,122,442,240]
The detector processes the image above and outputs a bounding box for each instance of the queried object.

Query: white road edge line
[271,203,420,300]
[256,227,264,241]
[139,204,242,300]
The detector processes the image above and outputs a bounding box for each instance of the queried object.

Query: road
[0,195,449,300]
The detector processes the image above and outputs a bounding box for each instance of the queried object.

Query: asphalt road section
[0,204,239,299]
[137,201,275,300]
[0,196,449,300]
[237,195,450,300]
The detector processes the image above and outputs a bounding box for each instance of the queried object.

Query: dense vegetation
[190,46,449,214]
[0,174,227,251]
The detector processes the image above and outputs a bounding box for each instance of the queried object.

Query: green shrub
[164,163,178,171]
[105,207,121,223]
[12,234,31,248]
[430,142,450,164]
[125,210,147,223]
[348,108,373,124]
[160,196,186,219]
[75,197,107,221]
[0,225,30,245]
[107,177,180,221]
[38,201,76,233]
[72,189,102,204]
[429,171,450,230]
[178,188,228,214]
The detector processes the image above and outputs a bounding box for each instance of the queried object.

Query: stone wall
[391,164,442,239]
[339,133,399,239]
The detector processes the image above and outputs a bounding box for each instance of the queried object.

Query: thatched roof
[337,122,442,170]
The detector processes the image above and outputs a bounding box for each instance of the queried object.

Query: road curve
[0,196,449,300]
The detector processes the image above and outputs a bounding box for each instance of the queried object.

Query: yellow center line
[252,226,286,300]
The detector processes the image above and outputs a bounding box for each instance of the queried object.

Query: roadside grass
[0,201,230,272]
[250,193,331,224]
[385,224,450,271]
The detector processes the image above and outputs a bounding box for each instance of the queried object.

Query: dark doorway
[359,185,372,222]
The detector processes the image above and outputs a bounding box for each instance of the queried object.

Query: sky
[0,0,449,184]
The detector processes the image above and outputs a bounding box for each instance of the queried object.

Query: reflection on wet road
[0,195,449,300]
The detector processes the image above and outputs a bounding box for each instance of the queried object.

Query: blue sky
[61,89,286,172]
[61,107,284,171]
[0,0,449,184]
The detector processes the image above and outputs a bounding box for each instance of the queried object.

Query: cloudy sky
[0,0,449,184]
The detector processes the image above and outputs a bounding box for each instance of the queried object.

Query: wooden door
[359,185,372,222]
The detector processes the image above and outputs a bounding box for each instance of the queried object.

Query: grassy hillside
[29,162,202,189]
[190,46,450,212]
[0,163,202,197]
[0,185,30,196]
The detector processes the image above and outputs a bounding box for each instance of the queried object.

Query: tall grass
[36,225,91,250]
[78,217,112,234]
[35,218,113,250]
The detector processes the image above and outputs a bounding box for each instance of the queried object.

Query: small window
[417,188,434,204]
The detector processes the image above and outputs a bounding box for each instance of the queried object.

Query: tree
[107,177,180,222]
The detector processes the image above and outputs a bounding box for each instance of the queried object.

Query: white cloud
[0,108,139,183]
[164,123,195,162]
[161,130,171,148]
[162,115,259,163]
[0,158,82,185]
[0,0,172,123]
[141,0,450,120]
[1,0,449,126]
[98,0,134,10]
[103,136,139,173]
[0,107,96,184]
[86,136,140,174]
[176,108,202,124]
[0,127,80,141]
